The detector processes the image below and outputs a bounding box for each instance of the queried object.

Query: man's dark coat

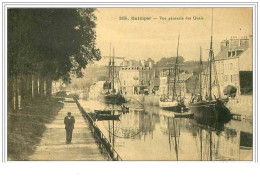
[64,116,75,130]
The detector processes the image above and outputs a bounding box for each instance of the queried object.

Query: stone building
[158,68,193,97]
[119,66,140,95]
[215,35,253,95]
[119,59,155,95]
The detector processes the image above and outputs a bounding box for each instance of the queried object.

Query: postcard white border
[0,1,259,188]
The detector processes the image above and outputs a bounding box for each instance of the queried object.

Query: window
[228,51,231,57]
[236,50,243,56]
[232,51,235,57]
[224,75,228,81]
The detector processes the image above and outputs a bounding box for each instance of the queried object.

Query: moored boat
[159,35,188,113]
[189,99,231,124]
[189,11,231,124]
[159,99,186,112]
[104,93,126,105]
[103,46,126,105]
[96,114,120,121]
[95,110,121,121]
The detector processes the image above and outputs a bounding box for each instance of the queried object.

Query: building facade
[215,35,253,96]
[119,60,155,95]
[119,66,140,95]
[158,68,192,97]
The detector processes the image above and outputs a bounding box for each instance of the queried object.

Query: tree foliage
[155,56,185,69]
[8,8,101,83]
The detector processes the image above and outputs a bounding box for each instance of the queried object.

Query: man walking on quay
[64,112,75,144]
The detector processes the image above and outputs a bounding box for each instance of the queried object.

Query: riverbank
[226,95,253,122]
[8,98,64,160]
[29,99,106,161]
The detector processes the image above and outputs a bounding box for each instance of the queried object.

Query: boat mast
[108,43,112,93]
[178,64,181,98]
[167,68,170,98]
[209,9,214,101]
[112,48,115,94]
[199,47,202,97]
[173,34,180,100]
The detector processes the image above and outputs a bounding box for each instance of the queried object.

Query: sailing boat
[159,35,187,113]
[189,11,231,124]
[104,47,126,105]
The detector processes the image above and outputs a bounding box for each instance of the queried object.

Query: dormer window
[228,51,236,57]
[236,49,243,56]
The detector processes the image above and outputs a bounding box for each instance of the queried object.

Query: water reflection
[79,100,253,161]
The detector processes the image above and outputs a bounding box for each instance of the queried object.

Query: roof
[178,73,193,81]
[214,42,252,71]
[168,73,193,82]
[215,44,249,61]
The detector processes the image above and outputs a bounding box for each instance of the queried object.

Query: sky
[95,8,252,64]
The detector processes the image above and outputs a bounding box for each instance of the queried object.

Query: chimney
[140,60,145,68]
[239,36,249,48]
[220,40,228,51]
[249,35,253,48]
[229,36,240,49]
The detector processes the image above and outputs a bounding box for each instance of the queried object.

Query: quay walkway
[29,98,107,161]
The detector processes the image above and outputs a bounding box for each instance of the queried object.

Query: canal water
[79,99,253,161]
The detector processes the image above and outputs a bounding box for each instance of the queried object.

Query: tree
[8,8,101,110]
[155,57,185,69]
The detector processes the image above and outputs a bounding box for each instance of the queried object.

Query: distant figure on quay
[64,112,75,144]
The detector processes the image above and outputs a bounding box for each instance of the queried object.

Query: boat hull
[94,110,111,115]
[104,94,126,105]
[159,100,188,113]
[189,100,231,124]
[96,114,120,121]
